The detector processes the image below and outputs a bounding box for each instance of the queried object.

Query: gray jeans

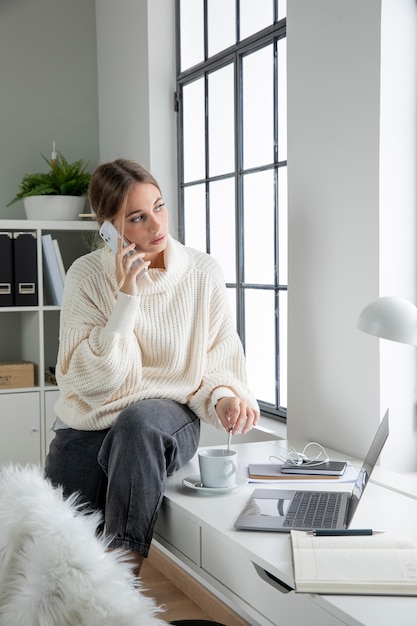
[45,399,200,557]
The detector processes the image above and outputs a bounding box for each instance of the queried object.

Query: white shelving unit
[0,219,98,466]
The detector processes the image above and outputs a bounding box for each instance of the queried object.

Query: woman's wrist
[211,386,236,408]
[105,292,139,336]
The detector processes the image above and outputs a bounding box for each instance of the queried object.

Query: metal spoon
[227,428,232,453]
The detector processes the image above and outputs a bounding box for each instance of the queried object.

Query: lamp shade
[357,296,417,345]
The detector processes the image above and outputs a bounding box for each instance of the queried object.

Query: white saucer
[182,475,248,493]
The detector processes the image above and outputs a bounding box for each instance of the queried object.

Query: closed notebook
[248,464,341,480]
[291,530,417,595]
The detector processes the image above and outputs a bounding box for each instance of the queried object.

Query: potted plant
[8,147,92,220]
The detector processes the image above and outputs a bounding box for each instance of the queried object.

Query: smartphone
[280,460,347,476]
[99,221,148,277]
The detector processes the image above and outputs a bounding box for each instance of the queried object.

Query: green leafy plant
[7,152,91,206]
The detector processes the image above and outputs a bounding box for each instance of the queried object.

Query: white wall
[0,0,99,219]
[287,0,417,470]
[379,0,417,470]
[95,0,178,232]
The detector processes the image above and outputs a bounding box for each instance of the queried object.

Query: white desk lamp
[357,296,417,345]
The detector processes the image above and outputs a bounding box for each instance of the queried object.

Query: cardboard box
[0,362,35,389]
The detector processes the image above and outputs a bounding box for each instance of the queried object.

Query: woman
[45,159,259,574]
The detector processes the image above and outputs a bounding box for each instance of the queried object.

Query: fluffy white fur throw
[0,464,166,626]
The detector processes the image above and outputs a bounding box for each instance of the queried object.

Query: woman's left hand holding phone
[116,239,150,296]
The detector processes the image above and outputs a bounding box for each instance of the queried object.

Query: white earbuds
[269,442,330,467]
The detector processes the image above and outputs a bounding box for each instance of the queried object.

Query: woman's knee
[110,400,156,437]
[104,400,199,466]
[98,401,161,471]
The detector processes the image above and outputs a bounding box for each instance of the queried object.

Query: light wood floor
[140,545,250,626]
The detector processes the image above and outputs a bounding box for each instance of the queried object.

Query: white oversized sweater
[54,235,258,431]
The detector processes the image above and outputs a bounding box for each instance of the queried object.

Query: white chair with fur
[0,464,166,626]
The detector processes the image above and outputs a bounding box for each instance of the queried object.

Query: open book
[291,530,417,595]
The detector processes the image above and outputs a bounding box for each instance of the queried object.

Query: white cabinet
[201,527,345,626]
[155,502,345,626]
[0,392,41,464]
[0,219,97,466]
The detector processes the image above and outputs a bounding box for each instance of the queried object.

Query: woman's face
[115,182,168,264]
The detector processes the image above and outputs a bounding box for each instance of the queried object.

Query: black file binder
[0,231,14,306]
[13,231,38,306]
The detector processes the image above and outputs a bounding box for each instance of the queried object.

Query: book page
[296,548,417,581]
[291,531,417,593]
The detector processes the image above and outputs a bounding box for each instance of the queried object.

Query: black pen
[308,529,384,536]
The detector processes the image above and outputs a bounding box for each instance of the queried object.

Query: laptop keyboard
[283,491,343,529]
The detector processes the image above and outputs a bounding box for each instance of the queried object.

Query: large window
[176,0,287,420]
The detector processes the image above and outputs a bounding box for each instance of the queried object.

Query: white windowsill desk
[154,439,417,626]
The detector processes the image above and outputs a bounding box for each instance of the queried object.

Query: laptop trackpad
[234,489,295,531]
[253,497,291,518]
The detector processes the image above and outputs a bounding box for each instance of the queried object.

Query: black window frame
[175,1,287,421]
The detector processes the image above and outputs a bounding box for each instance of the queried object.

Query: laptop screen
[344,409,389,527]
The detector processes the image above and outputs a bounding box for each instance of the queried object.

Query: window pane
[278,0,287,20]
[208,64,235,177]
[208,0,236,58]
[240,0,274,41]
[226,287,237,329]
[278,290,287,408]
[277,37,287,162]
[179,0,204,71]
[242,45,274,169]
[278,165,287,284]
[209,178,236,283]
[183,79,205,182]
[184,184,206,251]
[243,170,274,285]
[245,289,276,404]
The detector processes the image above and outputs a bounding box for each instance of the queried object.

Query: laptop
[234,409,389,532]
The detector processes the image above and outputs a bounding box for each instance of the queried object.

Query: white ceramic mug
[198,449,238,488]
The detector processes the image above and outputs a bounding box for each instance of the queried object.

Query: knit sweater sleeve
[56,254,142,411]
[187,258,259,429]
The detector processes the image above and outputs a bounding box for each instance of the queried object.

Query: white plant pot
[23,195,85,221]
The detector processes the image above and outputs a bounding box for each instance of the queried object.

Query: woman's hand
[115,240,150,295]
[215,397,260,435]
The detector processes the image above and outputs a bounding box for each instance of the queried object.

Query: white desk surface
[163,439,417,626]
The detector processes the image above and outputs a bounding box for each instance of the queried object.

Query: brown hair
[89,159,161,227]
